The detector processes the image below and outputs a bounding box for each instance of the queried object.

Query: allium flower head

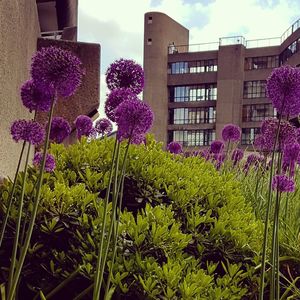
[49,117,71,143]
[95,118,113,136]
[11,120,45,145]
[210,140,224,154]
[199,149,210,160]
[74,115,93,139]
[272,174,295,193]
[222,124,241,142]
[231,148,244,165]
[260,118,297,151]
[167,141,182,154]
[20,79,52,112]
[283,143,300,163]
[105,88,137,122]
[115,99,153,142]
[31,46,84,97]
[33,152,56,172]
[106,58,144,94]
[266,66,300,116]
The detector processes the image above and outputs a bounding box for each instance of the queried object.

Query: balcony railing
[169,17,300,54]
[41,30,63,40]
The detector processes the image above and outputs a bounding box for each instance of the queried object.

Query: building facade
[0,0,100,178]
[143,12,300,149]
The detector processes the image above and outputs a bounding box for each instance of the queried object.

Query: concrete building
[143,12,300,149]
[0,0,100,178]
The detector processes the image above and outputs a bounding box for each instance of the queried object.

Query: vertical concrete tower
[143,12,189,145]
[216,44,245,138]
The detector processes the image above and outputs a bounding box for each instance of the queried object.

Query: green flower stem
[8,95,56,300]
[93,139,119,300]
[259,114,282,300]
[73,283,93,300]
[97,139,131,300]
[7,142,31,292]
[270,189,281,300]
[0,141,26,249]
[45,266,82,299]
[104,172,126,299]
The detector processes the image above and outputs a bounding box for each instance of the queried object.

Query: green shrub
[0,137,262,299]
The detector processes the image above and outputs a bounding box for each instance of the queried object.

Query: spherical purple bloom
[167,141,182,154]
[95,118,113,136]
[31,46,85,97]
[49,117,71,143]
[105,88,137,122]
[11,120,45,145]
[231,148,244,166]
[210,140,224,154]
[260,118,297,151]
[33,152,56,172]
[115,99,153,142]
[20,79,52,112]
[266,66,300,116]
[283,143,300,163]
[243,153,263,173]
[222,124,241,142]
[272,174,295,193]
[74,115,93,139]
[106,59,144,95]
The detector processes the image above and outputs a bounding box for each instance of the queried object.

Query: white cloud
[78,0,300,118]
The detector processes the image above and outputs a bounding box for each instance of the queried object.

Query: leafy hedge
[0,136,262,299]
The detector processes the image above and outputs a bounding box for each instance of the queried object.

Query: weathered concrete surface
[0,0,40,178]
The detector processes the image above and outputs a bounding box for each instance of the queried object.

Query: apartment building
[0,0,100,177]
[143,12,300,149]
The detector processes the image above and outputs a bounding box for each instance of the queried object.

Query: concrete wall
[143,12,189,145]
[0,0,40,178]
[36,38,100,144]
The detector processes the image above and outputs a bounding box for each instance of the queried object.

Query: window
[169,84,217,102]
[241,128,260,145]
[280,38,300,64]
[245,56,279,70]
[169,107,216,124]
[243,81,266,98]
[148,16,153,24]
[147,38,152,45]
[242,104,276,122]
[168,130,215,146]
[168,59,217,74]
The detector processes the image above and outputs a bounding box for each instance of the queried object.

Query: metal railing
[169,17,300,54]
[41,30,63,40]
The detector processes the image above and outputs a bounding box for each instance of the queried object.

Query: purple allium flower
[243,153,263,173]
[33,152,56,172]
[199,149,210,160]
[106,59,144,94]
[210,140,224,154]
[167,141,183,154]
[221,124,241,142]
[231,148,244,166]
[49,117,71,143]
[272,174,295,193]
[95,118,113,136]
[115,99,153,142]
[31,46,85,97]
[20,79,52,112]
[11,120,45,145]
[74,115,93,139]
[105,88,137,122]
[260,118,297,151]
[130,134,146,145]
[266,66,300,116]
[283,143,300,163]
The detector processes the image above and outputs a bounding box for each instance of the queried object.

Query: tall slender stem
[97,139,131,300]
[8,95,56,300]
[93,139,119,300]
[259,114,282,300]
[7,142,31,292]
[0,142,26,248]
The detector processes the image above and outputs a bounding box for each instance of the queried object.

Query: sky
[78,0,300,118]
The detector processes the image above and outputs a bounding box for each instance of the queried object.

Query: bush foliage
[0,136,263,299]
